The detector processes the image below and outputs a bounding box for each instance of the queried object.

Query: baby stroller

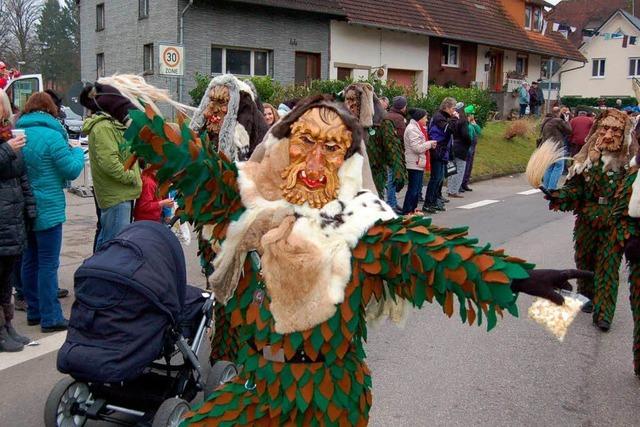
[44,221,238,427]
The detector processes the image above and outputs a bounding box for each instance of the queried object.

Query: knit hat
[464,105,476,115]
[409,108,427,122]
[392,96,407,110]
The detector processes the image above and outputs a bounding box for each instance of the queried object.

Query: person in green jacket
[460,104,482,193]
[80,85,142,251]
[17,93,84,332]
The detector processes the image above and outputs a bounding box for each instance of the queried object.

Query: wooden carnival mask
[344,89,361,119]
[203,85,229,135]
[280,107,352,209]
[594,113,626,153]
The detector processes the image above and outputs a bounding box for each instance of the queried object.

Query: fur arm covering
[125,104,245,250]
[353,215,534,330]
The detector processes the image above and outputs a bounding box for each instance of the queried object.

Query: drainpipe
[557,60,587,108]
[178,0,194,104]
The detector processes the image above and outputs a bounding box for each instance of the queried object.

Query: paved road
[1,175,638,426]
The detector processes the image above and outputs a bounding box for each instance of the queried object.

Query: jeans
[22,225,64,327]
[462,144,476,187]
[96,201,133,251]
[531,104,540,117]
[425,159,446,206]
[386,169,397,208]
[447,158,467,195]
[402,169,425,214]
[543,160,564,190]
[519,104,528,117]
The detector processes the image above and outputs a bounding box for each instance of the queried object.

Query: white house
[560,9,640,98]
[329,21,430,92]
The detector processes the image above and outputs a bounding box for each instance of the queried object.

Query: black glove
[625,237,640,264]
[539,186,555,201]
[80,82,137,125]
[511,269,593,305]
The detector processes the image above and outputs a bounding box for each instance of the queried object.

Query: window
[525,4,543,31]
[541,58,560,79]
[441,43,460,67]
[96,53,105,79]
[592,58,606,78]
[630,58,640,77]
[516,55,529,76]
[143,43,154,74]
[337,67,352,80]
[295,52,321,86]
[96,3,105,31]
[210,47,270,76]
[139,0,149,19]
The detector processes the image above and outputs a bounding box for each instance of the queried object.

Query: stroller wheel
[204,361,238,399]
[44,378,90,427]
[152,398,190,427]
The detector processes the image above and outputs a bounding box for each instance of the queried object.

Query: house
[332,0,584,95]
[559,9,640,99]
[78,0,343,103]
[78,0,583,110]
[546,0,640,47]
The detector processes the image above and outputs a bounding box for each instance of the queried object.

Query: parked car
[61,106,84,139]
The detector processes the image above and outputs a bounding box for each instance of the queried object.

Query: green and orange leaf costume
[125,104,538,426]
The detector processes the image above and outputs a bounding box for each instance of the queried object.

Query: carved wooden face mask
[280,107,352,209]
[344,89,361,119]
[595,115,625,153]
[204,85,229,135]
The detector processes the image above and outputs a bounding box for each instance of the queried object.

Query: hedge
[560,96,637,109]
[189,74,496,126]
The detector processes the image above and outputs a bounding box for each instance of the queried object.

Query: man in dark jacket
[423,97,458,213]
[540,107,572,190]
[0,126,34,351]
[447,106,472,197]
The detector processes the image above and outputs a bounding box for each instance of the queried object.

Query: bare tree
[3,0,42,72]
[0,1,12,59]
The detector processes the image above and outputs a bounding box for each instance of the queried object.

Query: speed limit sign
[159,44,184,76]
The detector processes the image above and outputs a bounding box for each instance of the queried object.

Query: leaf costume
[367,119,407,198]
[546,109,640,376]
[125,97,577,426]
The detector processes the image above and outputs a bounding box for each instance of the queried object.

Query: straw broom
[525,140,568,188]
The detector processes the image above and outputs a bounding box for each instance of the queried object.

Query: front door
[295,52,321,86]
[488,51,504,91]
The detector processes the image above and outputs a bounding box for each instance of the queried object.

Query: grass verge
[471,120,538,181]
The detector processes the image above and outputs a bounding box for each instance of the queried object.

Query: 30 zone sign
[159,44,184,76]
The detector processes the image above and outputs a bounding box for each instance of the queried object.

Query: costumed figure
[190,74,268,162]
[343,83,406,199]
[603,115,640,377]
[125,94,590,425]
[534,110,638,333]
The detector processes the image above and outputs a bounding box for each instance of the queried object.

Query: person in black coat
[447,107,472,197]
[0,92,35,351]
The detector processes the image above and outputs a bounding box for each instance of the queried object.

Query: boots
[0,326,23,352]
[5,323,31,345]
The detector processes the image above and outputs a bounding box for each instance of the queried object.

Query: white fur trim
[631,156,638,169]
[337,153,364,201]
[234,123,250,159]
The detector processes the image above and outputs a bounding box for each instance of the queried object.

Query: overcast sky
[547,0,562,4]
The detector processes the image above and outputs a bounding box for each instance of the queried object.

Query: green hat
[464,105,476,115]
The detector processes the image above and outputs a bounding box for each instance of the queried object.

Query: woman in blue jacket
[16,93,84,332]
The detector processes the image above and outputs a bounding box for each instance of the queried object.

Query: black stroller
[44,221,238,427]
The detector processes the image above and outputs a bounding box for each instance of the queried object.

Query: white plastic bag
[528,291,589,341]
[172,221,192,246]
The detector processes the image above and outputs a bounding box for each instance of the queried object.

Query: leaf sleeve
[353,215,534,330]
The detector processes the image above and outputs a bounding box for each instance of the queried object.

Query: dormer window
[525,4,543,32]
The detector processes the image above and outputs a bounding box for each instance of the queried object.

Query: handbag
[445,160,458,177]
